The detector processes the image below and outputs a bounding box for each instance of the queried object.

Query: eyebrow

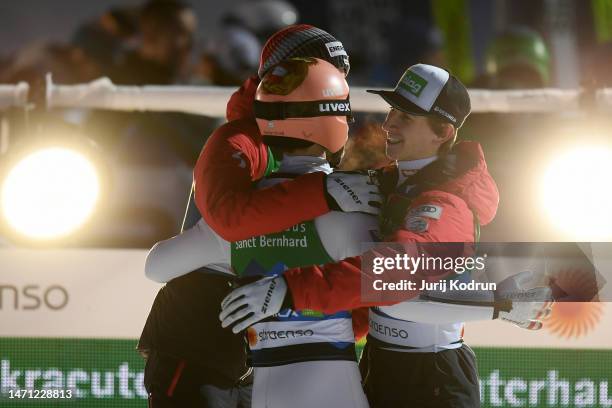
[397,110,412,120]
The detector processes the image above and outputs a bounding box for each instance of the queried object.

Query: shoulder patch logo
[408,204,443,220]
[404,216,429,233]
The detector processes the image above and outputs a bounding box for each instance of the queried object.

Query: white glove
[495,271,554,330]
[219,276,287,334]
[325,171,381,215]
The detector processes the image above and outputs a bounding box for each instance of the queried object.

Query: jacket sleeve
[226,76,258,121]
[193,121,331,242]
[283,191,475,314]
[145,219,228,283]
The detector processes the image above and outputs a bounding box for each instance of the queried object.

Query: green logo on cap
[398,70,428,97]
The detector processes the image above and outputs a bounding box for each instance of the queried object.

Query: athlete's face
[381,108,441,161]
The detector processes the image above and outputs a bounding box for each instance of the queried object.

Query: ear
[435,123,455,146]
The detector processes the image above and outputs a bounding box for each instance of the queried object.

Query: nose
[382,110,396,133]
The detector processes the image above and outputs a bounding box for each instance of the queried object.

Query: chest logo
[404,216,429,233]
[408,204,443,220]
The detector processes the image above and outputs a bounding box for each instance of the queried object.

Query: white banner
[45,76,610,115]
[0,248,160,338]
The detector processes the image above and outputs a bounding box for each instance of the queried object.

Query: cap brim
[366,89,429,116]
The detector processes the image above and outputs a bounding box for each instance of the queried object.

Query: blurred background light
[541,146,612,241]
[1,146,100,239]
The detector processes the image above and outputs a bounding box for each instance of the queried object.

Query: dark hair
[426,116,457,155]
[108,7,139,37]
[141,0,191,25]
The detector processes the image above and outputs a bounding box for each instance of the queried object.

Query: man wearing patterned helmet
[189,24,369,239]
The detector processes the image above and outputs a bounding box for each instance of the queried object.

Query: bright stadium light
[541,146,612,240]
[1,147,100,239]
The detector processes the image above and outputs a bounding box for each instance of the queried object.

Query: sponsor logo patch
[322,87,345,97]
[258,329,315,342]
[404,216,429,233]
[325,41,347,58]
[369,319,409,339]
[407,204,443,220]
[398,71,428,97]
[433,106,457,123]
[332,177,362,205]
[261,279,277,313]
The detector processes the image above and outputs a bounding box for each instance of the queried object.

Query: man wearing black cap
[356,65,493,407]
[220,64,501,407]
[367,63,471,132]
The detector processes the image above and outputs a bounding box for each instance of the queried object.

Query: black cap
[367,64,471,127]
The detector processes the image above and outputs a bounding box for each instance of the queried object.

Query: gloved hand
[325,171,381,215]
[219,275,287,334]
[494,271,554,330]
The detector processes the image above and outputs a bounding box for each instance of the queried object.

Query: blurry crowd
[1,0,610,246]
[0,0,573,93]
[0,0,304,88]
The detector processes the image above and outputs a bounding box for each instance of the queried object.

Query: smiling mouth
[386,135,403,145]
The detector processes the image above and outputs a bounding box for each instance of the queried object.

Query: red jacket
[194,75,370,337]
[193,75,330,242]
[283,141,499,317]
[195,76,378,338]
